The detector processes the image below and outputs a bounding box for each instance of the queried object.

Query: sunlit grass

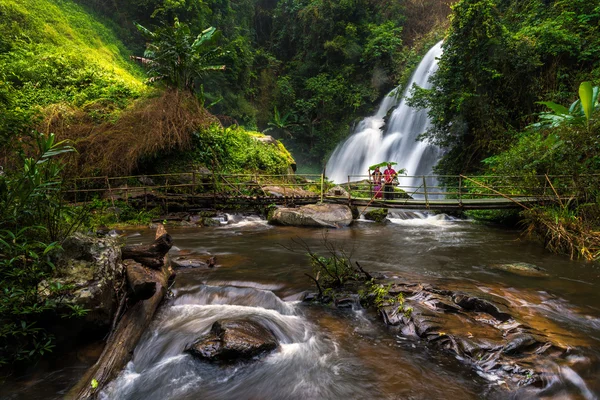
[2,0,144,88]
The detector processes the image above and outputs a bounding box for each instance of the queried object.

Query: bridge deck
[325,196,553,210]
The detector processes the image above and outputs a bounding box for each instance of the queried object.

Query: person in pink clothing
[383,163,397,200]
[372,167,383,198]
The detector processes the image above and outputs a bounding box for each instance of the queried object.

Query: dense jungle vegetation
[0,0,452,171]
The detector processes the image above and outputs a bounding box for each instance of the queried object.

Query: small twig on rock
[304,273,323,299]
[355,261,373,280]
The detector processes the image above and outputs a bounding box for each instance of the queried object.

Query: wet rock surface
[187,319,278,362]
[262,185,317,198]
[378,280,574,387]
[304,274,595,391]
[269,204,353,228]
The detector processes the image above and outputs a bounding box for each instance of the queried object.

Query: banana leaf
[368,161,397,170]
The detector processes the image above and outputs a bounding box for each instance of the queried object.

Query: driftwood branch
[126,261,157,301]
[304,273,323,299]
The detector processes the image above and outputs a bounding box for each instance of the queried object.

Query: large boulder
[46,233,123,327]
[326,185,349,197]
[269,203,353,228]
[187,319,278,362]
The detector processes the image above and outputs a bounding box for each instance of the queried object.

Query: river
[3,212,600,399]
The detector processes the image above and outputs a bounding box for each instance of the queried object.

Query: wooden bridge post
[422,176,429,209]
[458,175,462,206]
[106,176,115,208]
[212,170,217,209]
[347,175,352,204]
[320,172,324,203]
[192,171,196,195]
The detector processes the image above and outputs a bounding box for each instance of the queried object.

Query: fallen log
[125,260,157,301]
[121,232,173,269]
[66,225,174,400]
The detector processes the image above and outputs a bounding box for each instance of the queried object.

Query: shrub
[0,132,86,367]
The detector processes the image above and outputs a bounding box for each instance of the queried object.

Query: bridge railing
[63,171,600,208]
[336,174,600,203]
[63,172,326,205]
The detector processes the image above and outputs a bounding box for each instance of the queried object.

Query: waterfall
[325,41,444,196]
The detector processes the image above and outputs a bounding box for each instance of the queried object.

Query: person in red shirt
[383,163,397,200]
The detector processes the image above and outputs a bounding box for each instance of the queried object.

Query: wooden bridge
[65,172,598,212]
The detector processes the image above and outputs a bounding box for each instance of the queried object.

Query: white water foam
[217,214,271,230]
[387,212,456,227]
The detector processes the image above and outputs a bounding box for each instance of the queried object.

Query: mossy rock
[393,188,411,199]
[364,208,388,222]
[201,217,221,227]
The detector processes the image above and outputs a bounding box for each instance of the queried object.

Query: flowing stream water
[2,214,600,399]
[325,42,444,192]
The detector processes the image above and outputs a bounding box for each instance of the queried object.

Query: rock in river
[490,262,549,277]
[187,319,278,362]
[268,203,353,228]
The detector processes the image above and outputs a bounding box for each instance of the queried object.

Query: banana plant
[135,19,226,92]
[530,81,598,130]
[263,106,298,138]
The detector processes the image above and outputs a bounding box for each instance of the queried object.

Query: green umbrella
[368,161,397,170]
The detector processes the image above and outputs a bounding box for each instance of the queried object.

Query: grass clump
[523,205,600,262]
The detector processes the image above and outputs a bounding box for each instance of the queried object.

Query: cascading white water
[325,41,444,196]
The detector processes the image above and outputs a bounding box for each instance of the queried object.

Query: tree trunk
[66,225,174,400]
[121,233,173,269]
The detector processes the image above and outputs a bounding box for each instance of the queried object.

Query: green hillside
[0,0,146,142]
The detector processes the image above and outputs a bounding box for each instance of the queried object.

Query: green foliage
[479,81,600,257]
[0,132,86,367]
[484,83,600,178]
[86,198,161,227]
[531,82,599,129]
[362,280,412,316]
[192,125,294,174]
[135,19,226,92]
